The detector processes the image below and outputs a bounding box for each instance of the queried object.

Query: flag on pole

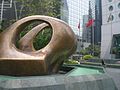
[86,1,94,28]
[86,19,94,27]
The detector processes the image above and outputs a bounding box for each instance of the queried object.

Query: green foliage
[93,45,101,57]
[16,0,62,19]
[111,47,117,54]
[16,26,52,50]
[33,28,52,50]
[64,60,79,64]
[111,46,120,54]
[80,49,89,55]
[83,55,93,60]
[80,45,101,57]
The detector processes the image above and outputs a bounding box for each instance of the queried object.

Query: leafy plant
[64,60,79,64]
[33,27,52,50]
[83,55,93,60]
[80,45,101,57]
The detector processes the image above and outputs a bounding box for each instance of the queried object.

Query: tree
[16,0,62,19]
[80,45,101,57]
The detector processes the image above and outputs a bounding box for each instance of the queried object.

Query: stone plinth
[0,74,117,90]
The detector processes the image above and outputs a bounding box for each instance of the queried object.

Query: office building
[82,15,91,43]
[101,0,120,59]
[61,0,69,23]
[88,0,102,45]
[67,0,89,36]
[66,0,89,53]
[95,0,102,45]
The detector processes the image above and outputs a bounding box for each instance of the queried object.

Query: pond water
[68,66,104,76]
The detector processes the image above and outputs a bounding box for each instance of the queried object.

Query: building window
[118,3,120,9]
[107,14,114,22]
[108,0,112,2]
[109,6,113,11]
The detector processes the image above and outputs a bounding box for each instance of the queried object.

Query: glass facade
[90,0,95,19]
[67,0,89,36]
[89,0,102,44]
[60,0,69,23]
[95,0,102,44]
[111,34,120,59]
[82,15,91,43]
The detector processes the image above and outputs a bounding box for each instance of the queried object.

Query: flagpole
[107,13,113,59]
[110,13,112,59]
[111,22,112,59]
[79,0,80,39]
[78,20,80,37]
[92,21,94,56]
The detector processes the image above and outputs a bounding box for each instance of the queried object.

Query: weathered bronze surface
[0,15,77,76]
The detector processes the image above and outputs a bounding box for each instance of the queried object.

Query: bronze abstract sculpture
[0,15,77,76]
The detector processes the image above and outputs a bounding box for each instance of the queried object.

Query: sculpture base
[0,59,47,76]
[0,73,117,90]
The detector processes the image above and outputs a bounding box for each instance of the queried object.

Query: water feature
[68,66,104,76]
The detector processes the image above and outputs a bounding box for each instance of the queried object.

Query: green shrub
[64,59,79,64]
[83,55,93,60]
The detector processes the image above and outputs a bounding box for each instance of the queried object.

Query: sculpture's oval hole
[16,21,52,51]
[33,27,52,50]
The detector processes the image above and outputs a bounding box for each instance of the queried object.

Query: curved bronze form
[19,23,49,51]
[0,15,77,76]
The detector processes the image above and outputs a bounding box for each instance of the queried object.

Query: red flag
[86,19,94,27]
[78,22,80,29]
